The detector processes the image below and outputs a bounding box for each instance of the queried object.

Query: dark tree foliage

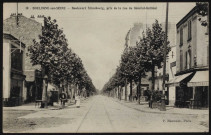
[102,20,171,99]
[28,16,96,100]
[196,2,209,27]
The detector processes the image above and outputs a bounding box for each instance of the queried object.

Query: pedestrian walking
[75,94,81,108]
[59,91,67,108]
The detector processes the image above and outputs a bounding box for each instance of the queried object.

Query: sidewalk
[3,97,90,111]
[111,97,209,116]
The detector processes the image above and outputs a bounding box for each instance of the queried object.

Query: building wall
[168,46,177,79]
[4,14,42,103]
[122,87,125,99]
[176,29,180,72]
[3,14,42,75]
[196,16,209,67]
[3,42,11,99]
[168,87,176,106]
[168,46,176,105]
[176,13,208,73]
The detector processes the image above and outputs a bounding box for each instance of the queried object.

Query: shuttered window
[185,51,188,69]
[180,28,183,45]
[188,21,192,41]
[180,50,183,71]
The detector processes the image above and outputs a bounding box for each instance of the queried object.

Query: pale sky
[3,2,196,90]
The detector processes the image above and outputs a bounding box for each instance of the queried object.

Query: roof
[3,33,26,48]
[176,6,198,29]
[4,14,41,26]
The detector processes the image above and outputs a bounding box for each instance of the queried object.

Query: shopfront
[9,73,25,106]
[187,70,209,108]
[167,70,209,108]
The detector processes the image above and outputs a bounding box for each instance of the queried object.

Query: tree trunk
[67,83,70,99]
[41,65,48,108]
[70,84,73,100]
[151,64,155,91]
[115,87,117,98]
[118,86,120,100]
[150,64,155,108]
[120,87,122,100]
[138,76,142,104]
[125,78,127,101]
[130,79,132,102]
[74,84,77,99]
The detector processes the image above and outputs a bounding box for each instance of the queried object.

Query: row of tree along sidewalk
[28,16,97,108]
[102,20,170,110]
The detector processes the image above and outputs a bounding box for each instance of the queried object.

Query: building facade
[3,14,43,103]
[168,6,209,108]
[3,33,26,106]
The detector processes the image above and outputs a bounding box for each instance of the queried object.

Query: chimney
[30,15,35,19]
[36,15,44,26]
[17,13,22,16]
[10,13,16,17]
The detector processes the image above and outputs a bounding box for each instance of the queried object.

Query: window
[11,45,23,71]
[185,49,192,69]
[180,50,183,70]
[188,49,192,68]
[185,51,188,69]
[188,21,192,41]
[180,28,183,45]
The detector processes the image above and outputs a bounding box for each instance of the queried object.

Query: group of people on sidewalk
[59,91,81,109]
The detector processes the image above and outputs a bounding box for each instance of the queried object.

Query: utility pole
[160,2,169,111]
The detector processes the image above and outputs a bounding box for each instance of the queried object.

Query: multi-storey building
[3,32,26,106]
[168,6,209,108]
[3,14,43,104]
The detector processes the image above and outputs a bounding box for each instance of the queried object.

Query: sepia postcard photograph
[2,2,209,133]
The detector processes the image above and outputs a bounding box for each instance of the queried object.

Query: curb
[3,97,92,111]
[112,97,208,116]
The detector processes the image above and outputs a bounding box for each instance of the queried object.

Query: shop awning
[166,72,193,86]
[187,71,209,87]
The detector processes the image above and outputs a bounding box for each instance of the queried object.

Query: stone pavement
[3,97,89,111]
[111,97,209,116]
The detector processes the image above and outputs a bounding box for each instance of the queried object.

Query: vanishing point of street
[3,95,208,133]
